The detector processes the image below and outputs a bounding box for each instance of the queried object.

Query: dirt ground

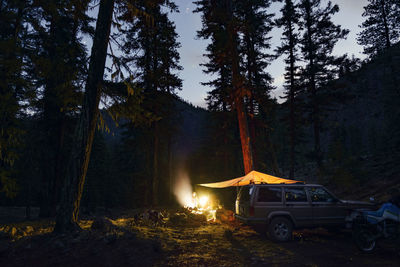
[0,207,399,267]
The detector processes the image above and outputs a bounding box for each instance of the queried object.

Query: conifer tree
[195,1,235,177]
[54,0,151,232]
[118,0,182,205]
[82,129,109,212]
[195,0,235,174]
[275,0,301,178]
[298,0,348,166]
[226,0,254,175]
[119,0,181,95]
[0,0,34,198]
[195,0,262,174]
[237,0,275,169]
[55,0,115,233]
[31,0,91,217]
[358,0,400,57]
[195,0,232,112]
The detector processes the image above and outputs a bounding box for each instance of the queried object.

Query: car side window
[257,187,282,202]
[309,187,336,202]
[285,187,308,202]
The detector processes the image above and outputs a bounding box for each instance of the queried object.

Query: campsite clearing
[0,207,399,266]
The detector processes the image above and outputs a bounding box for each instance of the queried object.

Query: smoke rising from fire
[173,170,194,207]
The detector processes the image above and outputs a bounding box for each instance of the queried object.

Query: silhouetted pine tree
[338,54,362,77]
[298,0,348,166]
[195,0,236,175]
[55,0,115,233]
[0,0,35,198]
[195,0,274,174]
[55,0,155,232]
[237,0,275,170]
[82,129,109,213]
[358,0,400,57]
[118,0,182,205]
[195,0,232,112]
[30,0,91,217]
[275,0,302,179]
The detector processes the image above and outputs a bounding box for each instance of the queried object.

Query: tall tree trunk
[221,68,230,175]
[40,14,57,218]
[54,0,114,233]
[152,122,159,206]
[40,14,68,218]
[167,134,173,203]
[25,151,32,220]
[245,4,258,170]
[37,12,55,218]
[266,130,281,177]
[244,8,258,171]
[248,98,257,169]
[50,19,80,216]
[227,0,254,175]
[288,18,296,179]
[305,0,321,167]
[50,118,67,216]
[223,113,230,175]
[236,99,254,174]
[145,142,151,206]
[38,163,50,217]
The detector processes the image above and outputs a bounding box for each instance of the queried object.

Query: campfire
[174,171,219,222]
[184,192,218,221]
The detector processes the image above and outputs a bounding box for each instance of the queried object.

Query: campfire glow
[188,194,216,221]
[199,195,209,208]
[173,171,218,221]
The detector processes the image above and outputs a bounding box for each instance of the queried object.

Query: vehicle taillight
[249,206,255,217]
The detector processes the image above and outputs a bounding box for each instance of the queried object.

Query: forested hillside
[1,43,399,210]
[309,43,400,191]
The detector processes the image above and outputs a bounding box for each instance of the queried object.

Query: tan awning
[198,170,303,188]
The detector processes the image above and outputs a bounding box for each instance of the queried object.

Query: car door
[283,187,313,227]
[307,186,347,226]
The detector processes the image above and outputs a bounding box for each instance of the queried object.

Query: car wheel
[268,217,293,242]
[353,229,376,253]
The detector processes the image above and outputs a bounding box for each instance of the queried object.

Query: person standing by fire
[192,192,198,209]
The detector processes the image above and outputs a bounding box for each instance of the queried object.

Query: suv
[235,184,374,242]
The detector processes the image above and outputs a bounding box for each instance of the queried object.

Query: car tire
[353,228,376,253]
[268,217,293,242]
